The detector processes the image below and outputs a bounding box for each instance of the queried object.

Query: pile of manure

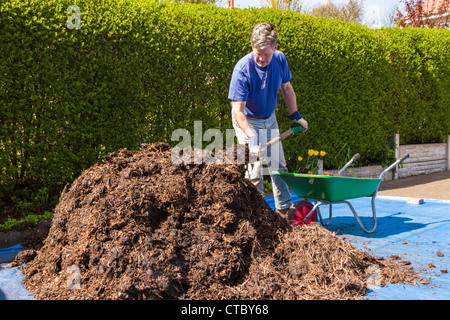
[16,143,424,300]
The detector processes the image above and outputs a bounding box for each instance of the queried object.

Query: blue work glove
[289,111,308,132]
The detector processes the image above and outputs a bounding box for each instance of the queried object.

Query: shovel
[250,123,304,187]
[265,123,305,149]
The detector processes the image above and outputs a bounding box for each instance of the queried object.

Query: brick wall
[328,134,449,180]
[397,140,449,178]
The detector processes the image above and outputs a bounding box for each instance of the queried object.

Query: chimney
[227,0,234,8]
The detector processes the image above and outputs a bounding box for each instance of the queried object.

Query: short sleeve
[228,68,249,101]
[280,52,292,83]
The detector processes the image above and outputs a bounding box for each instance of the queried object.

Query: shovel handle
[266,129,292,148]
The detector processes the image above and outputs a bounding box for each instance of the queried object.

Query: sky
[219,0,402,28]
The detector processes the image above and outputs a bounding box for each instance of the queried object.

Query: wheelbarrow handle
[379,154,410,179]
[338,153,360,176]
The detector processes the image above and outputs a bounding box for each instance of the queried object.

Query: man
[228,22,308,217]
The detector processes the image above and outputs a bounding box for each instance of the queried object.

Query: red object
[292,203,316,226]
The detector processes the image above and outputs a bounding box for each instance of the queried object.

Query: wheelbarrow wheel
[288,200,317,226]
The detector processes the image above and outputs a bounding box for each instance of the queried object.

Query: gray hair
[250,23,278,50]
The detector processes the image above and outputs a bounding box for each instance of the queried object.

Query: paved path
[377,171,450,200]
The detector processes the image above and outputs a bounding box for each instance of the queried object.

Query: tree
[259,0,303,12]
[259,0,363,24]
[172,0,222,5]
[391,0,450,28]
[306,0,364,24]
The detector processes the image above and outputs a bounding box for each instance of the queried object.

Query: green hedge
[1,0,449,218]
[377,27,450,145]
[0,0,153,217]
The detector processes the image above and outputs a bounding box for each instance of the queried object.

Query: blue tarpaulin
[0,245,35,300]
[0,244,22,264]
[1,194,449,300]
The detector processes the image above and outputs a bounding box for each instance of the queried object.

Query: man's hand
[249,135,262,187]
[289,111,308,132]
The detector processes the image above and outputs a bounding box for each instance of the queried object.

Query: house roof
[422,0,449,14]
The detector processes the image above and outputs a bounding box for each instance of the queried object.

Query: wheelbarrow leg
[343,153,409,233]
[340,198,377,233]
[313,202,333,226]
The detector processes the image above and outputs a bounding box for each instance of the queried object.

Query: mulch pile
[15,143,426,300]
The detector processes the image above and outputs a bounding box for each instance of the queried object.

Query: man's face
[252,44,277,68]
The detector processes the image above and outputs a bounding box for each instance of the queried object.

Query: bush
[1,0,153,218]
[377,27,450,145]
[1,0,448,219]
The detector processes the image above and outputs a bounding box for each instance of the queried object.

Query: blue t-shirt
[228,50,292,118]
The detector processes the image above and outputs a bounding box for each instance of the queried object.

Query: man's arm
[231,100,256,140]
[280,81,297,115]
[281,81,308,131]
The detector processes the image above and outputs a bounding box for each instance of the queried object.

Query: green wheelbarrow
[273,154,410,233]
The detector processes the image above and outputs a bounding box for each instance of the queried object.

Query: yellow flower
[313,150,319,156]
[298,156,303,161]
[320,151,326,157]
[308,149,314,156]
